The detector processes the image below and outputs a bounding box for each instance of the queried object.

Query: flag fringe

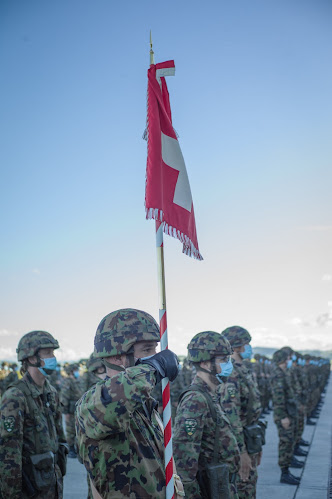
[146,207,203,261]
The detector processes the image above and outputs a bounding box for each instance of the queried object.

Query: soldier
[173,331,240,498]
[61,363,83,458]
[81,353,107,393]
[75,308,183,498]
[1,363,19,393]
[270,349,302,485]
[220,326,263,499]
[79,353,107,499]
[0,330,68,498]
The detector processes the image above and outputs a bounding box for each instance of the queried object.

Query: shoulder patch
[227,385,236,398]
[3,416,15,433]
[184,418,198,436]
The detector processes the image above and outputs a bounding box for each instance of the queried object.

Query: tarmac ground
[63,376,331,498]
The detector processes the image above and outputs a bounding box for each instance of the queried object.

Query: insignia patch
[3,416,15,433]
[227,386,236,398]
[184,418,197,436]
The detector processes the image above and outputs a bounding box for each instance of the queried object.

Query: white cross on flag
[145,60,203,260]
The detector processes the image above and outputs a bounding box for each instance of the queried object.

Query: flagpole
[150,32,175,499]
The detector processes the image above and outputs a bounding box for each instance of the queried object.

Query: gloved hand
[139,350,179,383]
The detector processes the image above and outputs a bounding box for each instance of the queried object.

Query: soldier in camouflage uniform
[219,326,262,499]
[270,349,302,485]
[173,331,240,499]
[78,353,107,499]
[75,308,183,499]
[1,363,19,394]
[61,363,84,458]
[0,330,68,498]
[81,353,107,393]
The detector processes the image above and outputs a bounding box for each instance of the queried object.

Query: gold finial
[150,30,155,66]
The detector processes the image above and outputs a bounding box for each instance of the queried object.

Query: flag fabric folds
[145,60,203,260]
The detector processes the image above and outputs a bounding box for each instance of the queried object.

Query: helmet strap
[127,352,135,367]
[103,359,126,372]
[197,358,219,386]
[26,353,43,368]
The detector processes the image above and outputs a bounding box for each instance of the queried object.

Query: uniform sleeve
[0,387,25,498]
[172,391,207,499]
[270,372,287,421]
[54,390,67,444]
[60,378,71,413]
[218,377,246,453]
[75,365,158,440]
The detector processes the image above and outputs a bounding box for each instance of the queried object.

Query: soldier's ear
[27,355,38,366]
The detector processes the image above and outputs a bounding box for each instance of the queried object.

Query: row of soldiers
[0,312,330,499]
[269,346,330,485]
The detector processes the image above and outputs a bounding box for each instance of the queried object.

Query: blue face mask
[140,354,155,361]
[216,359,233,382]
[292,354,296,361]
[240,344,252,360]
[73,371,80,379]
[286,359,293,369]
[38,356,57,376]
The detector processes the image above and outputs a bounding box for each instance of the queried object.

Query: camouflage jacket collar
[192,375,216,395]
[24,372,53,398]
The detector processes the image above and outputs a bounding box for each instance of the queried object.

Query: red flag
[145,60,203,260]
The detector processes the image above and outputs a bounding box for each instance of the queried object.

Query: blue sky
[1,0,332,361]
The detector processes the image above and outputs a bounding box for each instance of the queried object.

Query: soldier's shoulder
[178,387,210,411]
[0,384,26,411]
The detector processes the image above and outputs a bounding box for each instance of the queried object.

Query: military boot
[280,468,300,485]
[299,438,310,446]
[306,418,316,425]
[294,446,308,457]
[290,457,304,468]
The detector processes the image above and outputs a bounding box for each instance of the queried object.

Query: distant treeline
[252,347,332,360]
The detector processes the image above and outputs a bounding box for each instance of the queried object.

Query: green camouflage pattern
[61,376,84,446]
[173,375,240,499]
[270,365,296,468]
[272,349,288,365]
[218,359,262,498]
[187,331,233,362]
[219,360,262,453]
[221,326,252,348]
[75,364,166,498]
[87,352,105,372]
[16,330,59,361]
[94,308,160,358]
[0,372,66,498]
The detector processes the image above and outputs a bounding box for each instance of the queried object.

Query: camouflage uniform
[0,331,67,499]
[79,353,106,499]
[220,326,262,499]
[61,364,83,449]
[76,308,179,498]
[270,350,297,470]
[173,331,240,499]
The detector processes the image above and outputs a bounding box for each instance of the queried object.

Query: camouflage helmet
[221,326,251,348]
[87,353,105,372]
[16,330,59,362]
[64,363,79,375]
[272,349,288,365]
[94,308,160,358]
[280,346,293,356]
[187,331,233,363]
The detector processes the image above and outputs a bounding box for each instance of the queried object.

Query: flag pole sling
[155,220,175,499]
